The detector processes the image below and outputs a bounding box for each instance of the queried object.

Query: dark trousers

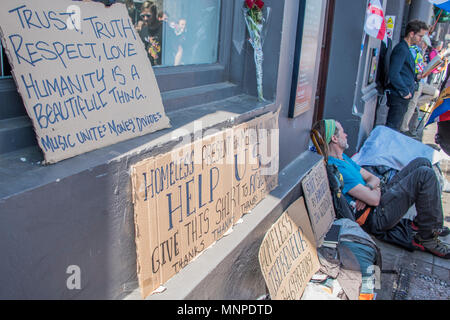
[437,120,450,156]
[368,158,443,238]
[386,93,410,130]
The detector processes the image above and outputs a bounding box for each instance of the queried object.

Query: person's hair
[405,20,429,37]
[310,120,338,162]
[142,1,153,10]
[149,5,160,27]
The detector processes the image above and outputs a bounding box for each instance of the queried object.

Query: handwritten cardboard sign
[301,160,335,246]
[0,0,170,163]
[258,197,320,300]
[131,111,279,298]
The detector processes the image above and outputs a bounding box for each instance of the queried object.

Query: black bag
[369,219,415,252]
[326,164,356,221]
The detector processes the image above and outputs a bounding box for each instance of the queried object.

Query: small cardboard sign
[258,197,320,300]
[301,160,335,246]
[0,0,170,163]
[131,111,279,298]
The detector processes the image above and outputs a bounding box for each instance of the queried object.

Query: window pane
[1,40,12,78]
[122,0,221,67]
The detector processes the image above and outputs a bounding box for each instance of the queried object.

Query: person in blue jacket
[386,20,429,130]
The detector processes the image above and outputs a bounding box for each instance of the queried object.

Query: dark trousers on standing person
[367,158,443,239]
[386,93,410,130]
[436,120,450,156]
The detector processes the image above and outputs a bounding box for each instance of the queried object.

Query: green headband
[324,119,336,144]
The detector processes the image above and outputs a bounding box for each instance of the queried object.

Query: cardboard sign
[0,0,170,163]
[131,111,279,298]
[301,160,335,246]
[258,197,320,300]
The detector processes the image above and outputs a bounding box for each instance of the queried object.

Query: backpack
[326,163,356,222]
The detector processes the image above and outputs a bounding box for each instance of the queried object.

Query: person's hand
[136,21,143,32]
[355,200,367,211]
[403,92,412,99]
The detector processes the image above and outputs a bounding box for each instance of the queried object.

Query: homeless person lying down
[310,119,450,259]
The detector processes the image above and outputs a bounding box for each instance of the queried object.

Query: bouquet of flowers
[244,0,269,101]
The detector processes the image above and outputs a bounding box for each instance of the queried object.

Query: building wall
[277,1,317,170]
[322,0,367,155]
[409,0,433,25]
[0,0,320,299]
[385,0,407,45]
[0,0,415,299]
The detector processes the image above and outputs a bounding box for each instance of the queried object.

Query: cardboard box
[258,197,320,300]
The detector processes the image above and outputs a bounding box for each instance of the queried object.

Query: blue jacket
[387,40,417,98]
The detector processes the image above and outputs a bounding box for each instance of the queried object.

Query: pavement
[374,121,450,300]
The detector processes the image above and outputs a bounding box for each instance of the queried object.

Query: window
[121,0,221,67]
[120,0,236,96]
[1,0,241,106]
[0,41,12,79]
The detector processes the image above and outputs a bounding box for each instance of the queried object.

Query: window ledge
[0,94,276,200]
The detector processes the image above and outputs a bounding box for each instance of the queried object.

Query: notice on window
[301,160,335,246]
[131,111,279,299]
[0,0,170,163]
[258,197,320,300]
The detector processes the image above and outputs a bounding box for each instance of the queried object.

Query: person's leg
[436,120,450,156]
[386,94,410,131]
[417,83,439,108]
[400,85,421,132]
[369,160,449,258]
[386,157,432,186]
[408,108,420,134]
[372,159,443,235]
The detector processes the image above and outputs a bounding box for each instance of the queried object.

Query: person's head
[311,119,348,160]
[178,18,186,32]
[422,34,431,50]
[125,0,134,8]
[158,11,168,22]
[140,7,151,25]
[148,4,158,24]
[405,20,429,46]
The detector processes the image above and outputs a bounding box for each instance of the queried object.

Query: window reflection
[119,0,221,67]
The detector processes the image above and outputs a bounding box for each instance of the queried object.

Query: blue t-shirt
[328,154,366,203]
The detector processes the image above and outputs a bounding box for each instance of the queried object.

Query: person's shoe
[437,226,450,237]
[410,221,419,232]
[413,234,450,259]
[410,222,449,236]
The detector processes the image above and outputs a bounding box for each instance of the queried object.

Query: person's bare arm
[347,168,381,207]
[360,168,380,190]
[347,184,381,207]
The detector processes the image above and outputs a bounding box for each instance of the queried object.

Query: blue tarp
[351,125,446,171]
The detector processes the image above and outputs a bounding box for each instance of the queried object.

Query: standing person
[400,36,439,136]
[167,18,187,66]
[386,20,429,130]
[311,119,450,259]
[428,40,443,85]
[433,68,450,156]
[138,5,163,66]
